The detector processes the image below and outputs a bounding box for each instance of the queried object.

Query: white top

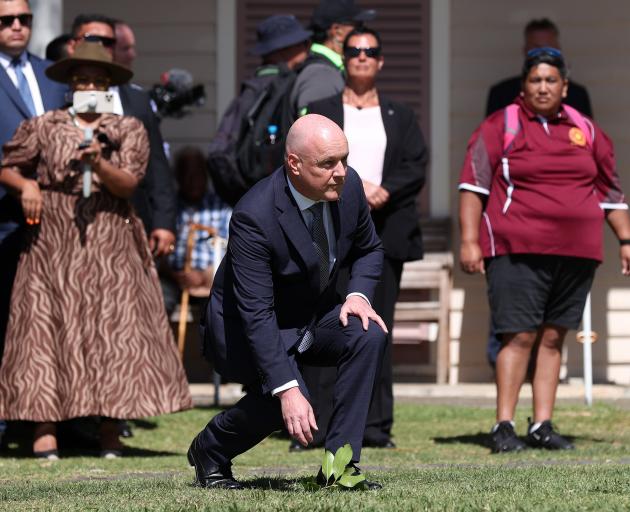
[0,51,45,116]
[343,104,387,185]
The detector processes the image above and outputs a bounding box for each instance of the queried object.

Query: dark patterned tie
[309,202,329,292]
[296,202,329,354]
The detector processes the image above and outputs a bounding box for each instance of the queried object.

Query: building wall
[62,0,217,158]
[450,0,630,383]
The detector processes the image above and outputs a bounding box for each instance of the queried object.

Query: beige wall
[450,0,630,383]
[62,0,217,158]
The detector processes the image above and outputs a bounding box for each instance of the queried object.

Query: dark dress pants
[302,257,403,444]
[193,304,387,469]
[0,226,22,365]
[363,257,403,442]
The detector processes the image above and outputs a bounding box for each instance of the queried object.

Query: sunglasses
[0,13,33,28]
[526,47,563,59]
[344,46,381,59]
[71,74,111,89]
[76,34,117,48]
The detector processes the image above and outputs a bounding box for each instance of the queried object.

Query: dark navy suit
[196,165,387,468]
[0,52,67,354]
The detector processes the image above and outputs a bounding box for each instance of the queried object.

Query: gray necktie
[296,202,330,354]
[11,57,36,117]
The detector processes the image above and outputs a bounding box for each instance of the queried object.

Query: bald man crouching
[188,114,387,489]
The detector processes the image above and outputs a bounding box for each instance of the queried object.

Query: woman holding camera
[0,42,191,459]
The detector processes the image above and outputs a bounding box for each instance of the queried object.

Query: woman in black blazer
[304,26,427,448]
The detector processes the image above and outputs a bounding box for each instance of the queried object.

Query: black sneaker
[527,419,574,450]
[490,421,527,453]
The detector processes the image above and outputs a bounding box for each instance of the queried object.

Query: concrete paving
[190,382,630,408]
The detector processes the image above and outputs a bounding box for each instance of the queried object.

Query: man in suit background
[0,0,67,446]
[486,18,592,118]
[187,114,387,490]
[67,14,177,257]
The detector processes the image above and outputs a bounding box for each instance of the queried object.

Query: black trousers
[193,304,387,468]
[302,257,403,444]
[0,227,22,367]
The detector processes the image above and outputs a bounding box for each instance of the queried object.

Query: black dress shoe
[363,436,396,449]
[316,463,382,490]
[187,441,243,490]
[119,421,133,438]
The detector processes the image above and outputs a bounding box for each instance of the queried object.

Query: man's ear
[377,56,384,71]
[66,37,77,56]
[286,152,301,175]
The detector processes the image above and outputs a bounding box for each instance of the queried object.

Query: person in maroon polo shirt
[458,48,630,453]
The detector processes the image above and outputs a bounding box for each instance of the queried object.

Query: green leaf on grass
[301,476,320,492]
[332,444,353,480]
[337,472,366,488]
[322,450,335,482]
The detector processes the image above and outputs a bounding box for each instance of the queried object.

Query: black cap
[251,15,312,56]
[310,0,376,30]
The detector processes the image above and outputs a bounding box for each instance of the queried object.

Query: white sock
[529,421,543,433]
[492,420,515,433]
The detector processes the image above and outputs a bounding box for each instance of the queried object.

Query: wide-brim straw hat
[46,41,133,86]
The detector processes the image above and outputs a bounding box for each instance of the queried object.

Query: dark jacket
[119,84,176,234]
[308,93,428,261]
[203,166,383,394]
[486,76,593,118]
[0,53,68,238]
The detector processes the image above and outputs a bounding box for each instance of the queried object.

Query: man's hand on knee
[277,387,318,447]
[339,295,388,333]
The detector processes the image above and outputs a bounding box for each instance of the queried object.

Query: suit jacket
[308,94,427,261]
[486,76,593,118]
[203,166,383,394]
[0,53,67,236]
[119,84,176,234]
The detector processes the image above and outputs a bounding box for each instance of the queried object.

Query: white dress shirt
[0,51,45,116]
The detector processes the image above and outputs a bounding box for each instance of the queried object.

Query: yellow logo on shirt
[569,127,586,147]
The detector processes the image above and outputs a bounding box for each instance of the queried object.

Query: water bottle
[267,124,278,145]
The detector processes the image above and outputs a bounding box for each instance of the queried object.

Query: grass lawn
[0,402,629,511]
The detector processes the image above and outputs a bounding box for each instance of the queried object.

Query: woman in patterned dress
[0,42,192,459]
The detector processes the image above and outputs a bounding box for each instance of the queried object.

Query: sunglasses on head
[526,47,563,59]
[76,34,117,48]
[0,13,33,28]
[344,46,381,59]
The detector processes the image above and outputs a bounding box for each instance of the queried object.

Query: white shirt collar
[286,171,320,212]
[0,50,26,70]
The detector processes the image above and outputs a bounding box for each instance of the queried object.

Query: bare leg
[33,422,57,454]
[532,325,567,423]
[495,331,537,422]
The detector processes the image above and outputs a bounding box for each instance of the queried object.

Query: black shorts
[485,254,597,334]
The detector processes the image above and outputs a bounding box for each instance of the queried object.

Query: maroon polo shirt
[459,97,627,262]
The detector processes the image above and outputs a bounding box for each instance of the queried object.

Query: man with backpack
[208,15,311,206]
[291,0,376,116]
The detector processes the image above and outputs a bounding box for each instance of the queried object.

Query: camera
[149,68,206,119]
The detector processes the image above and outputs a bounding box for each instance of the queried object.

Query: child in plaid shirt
[164,147,232,305]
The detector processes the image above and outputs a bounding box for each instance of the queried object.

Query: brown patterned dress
[0,110,192,421]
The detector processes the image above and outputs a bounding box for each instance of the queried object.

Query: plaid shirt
[169,194,232,270]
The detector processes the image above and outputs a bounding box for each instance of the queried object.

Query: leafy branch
[303,444,367,490]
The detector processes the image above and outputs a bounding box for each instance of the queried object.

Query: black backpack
[208,64,297,206]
